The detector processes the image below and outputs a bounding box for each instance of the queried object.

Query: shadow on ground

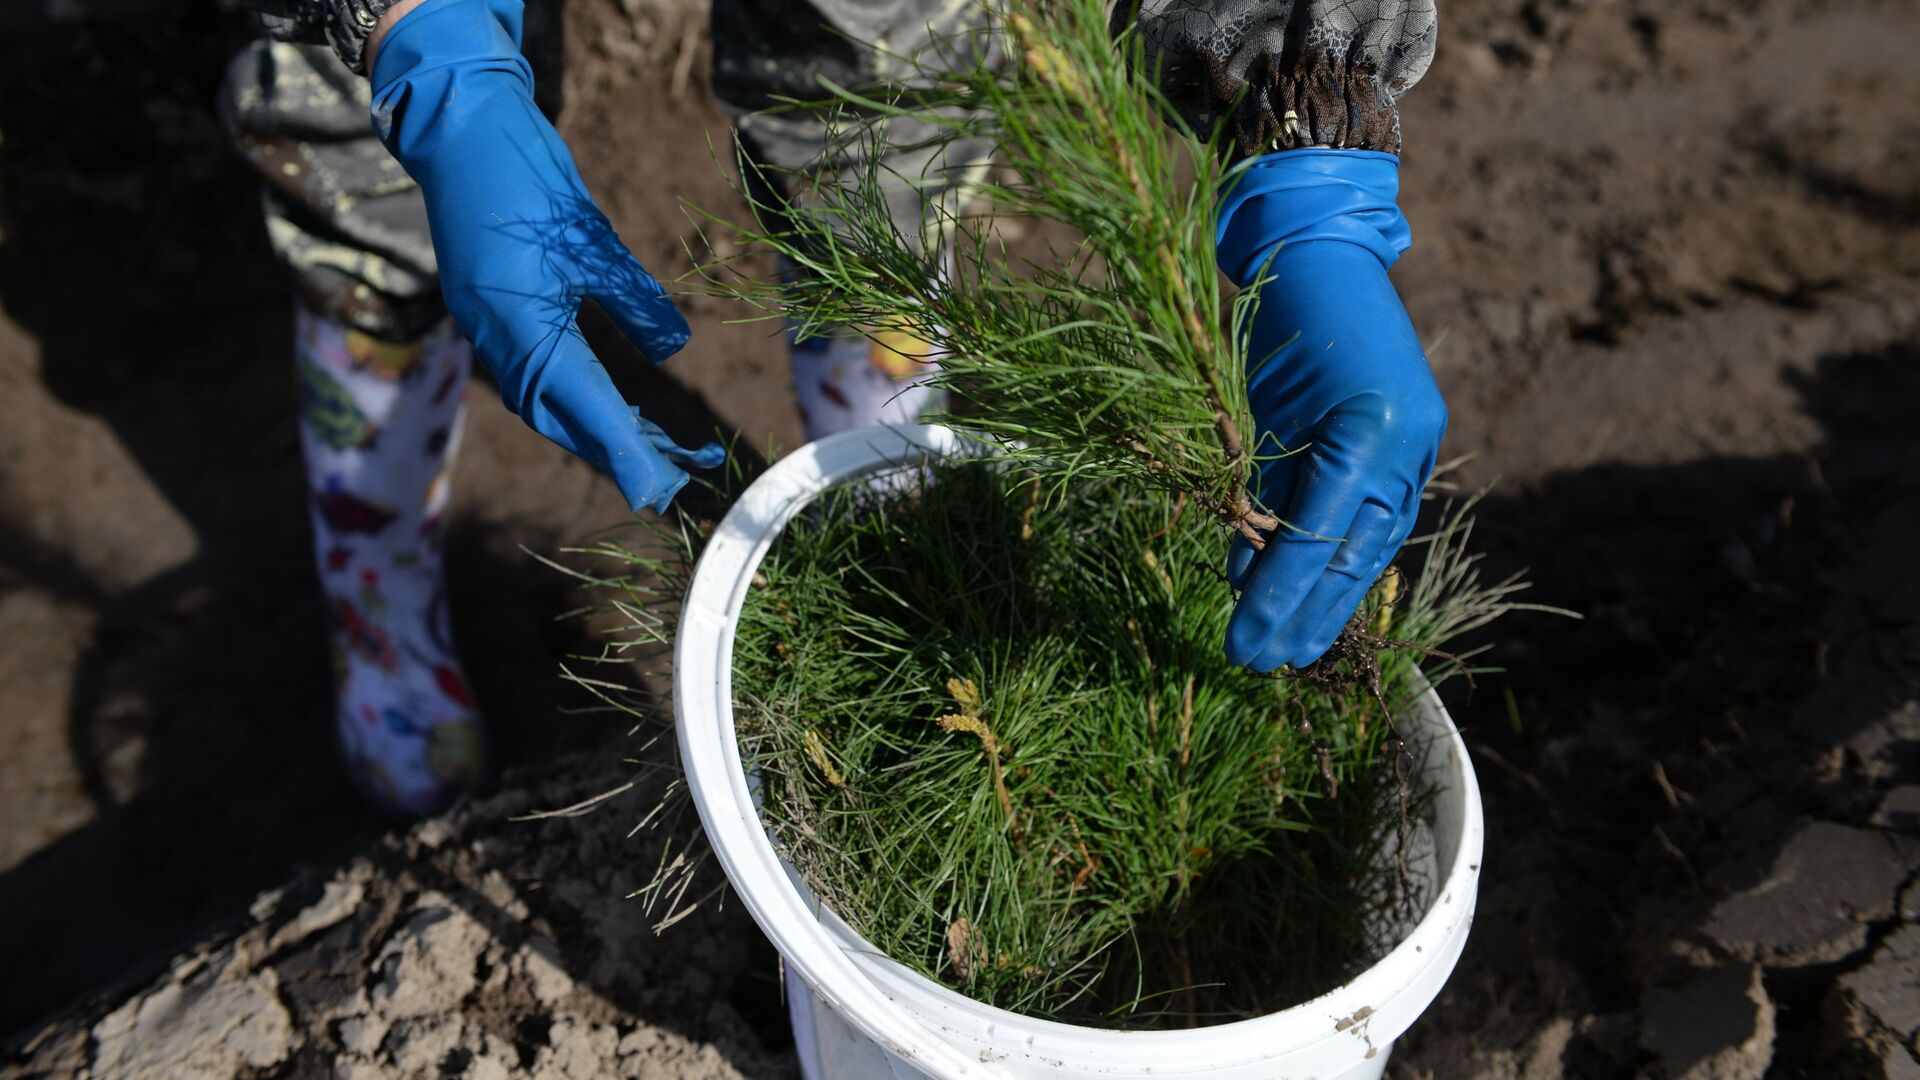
[1401,343,1920,1074]
[0,9,759,1043]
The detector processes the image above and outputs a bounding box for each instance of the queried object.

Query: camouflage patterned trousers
[219,0,994,342]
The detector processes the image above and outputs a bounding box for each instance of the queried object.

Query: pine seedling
[695,0,1286,546]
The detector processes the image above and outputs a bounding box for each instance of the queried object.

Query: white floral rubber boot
[293,302,488,818]
[787,324,947,440]
[783,258,949,441]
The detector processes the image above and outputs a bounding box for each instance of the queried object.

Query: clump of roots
[1270,606,1468,908]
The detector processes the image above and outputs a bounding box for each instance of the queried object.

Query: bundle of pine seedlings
[565,0,1550,1031]
[571,462,1523,1026]
[724,464,1513,1024]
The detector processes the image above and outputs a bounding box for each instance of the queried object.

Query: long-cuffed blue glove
[370,0,721,512]
[1215,149,1447,672]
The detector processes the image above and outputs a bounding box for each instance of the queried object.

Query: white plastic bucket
[674,425,1484,1080]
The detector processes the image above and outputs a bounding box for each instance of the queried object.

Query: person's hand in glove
[1214,149,1447,672]
[367,0,722,513]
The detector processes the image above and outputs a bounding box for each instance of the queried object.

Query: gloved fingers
[1298,543,1404,669]
[1226,525,1341,670]
[1294,538,1405,671]
[614,455,692,515]
[1224,447,1376,668]
[1227,533,1258,590]
[1229,455,1303,589]
[584,236,692,366]
[1225,500,1358,672]
[534,344,694,514]
[1238,501,1398,671]
[1298,573,1381,667]
[634,411,726,470]
[1321,496,1401,583]
[1270,439,1383,545]
[598,418,696,515]
[1382,486,1425,566]
[1292,492,1424,666]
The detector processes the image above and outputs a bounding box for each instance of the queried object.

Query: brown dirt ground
[1,0,1917,1073]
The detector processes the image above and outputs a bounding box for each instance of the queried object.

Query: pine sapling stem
[1011,10,1273,549]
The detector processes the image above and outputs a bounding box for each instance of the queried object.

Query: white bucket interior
[674,425,1484,1079]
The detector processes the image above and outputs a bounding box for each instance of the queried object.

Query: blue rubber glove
[1215,149,1447,672]
[370,0,722,513]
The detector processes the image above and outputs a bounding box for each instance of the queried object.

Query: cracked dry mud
[8,768,792,1079]
[1,0,1918,1074]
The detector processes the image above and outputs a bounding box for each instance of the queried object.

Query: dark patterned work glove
[1131,0,1436,157]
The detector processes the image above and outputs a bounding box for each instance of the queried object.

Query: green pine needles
[698,0,1282,544]
[734,464,1477,1024]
